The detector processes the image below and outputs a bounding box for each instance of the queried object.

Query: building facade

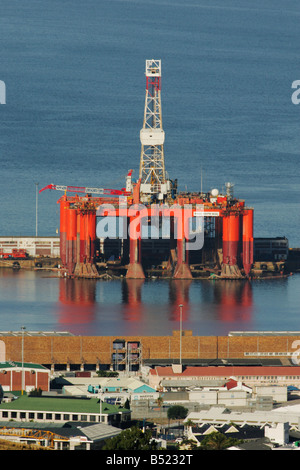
[149,365,300,390]
[1,331,300,371]
[0,362,50,392]
[0,236,60,258]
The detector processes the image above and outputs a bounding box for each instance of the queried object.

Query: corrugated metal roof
[0,361,49,370]
[0,331,73,337]
[152,365,300,377]
[81,423,121,441]
[0,420,121,442]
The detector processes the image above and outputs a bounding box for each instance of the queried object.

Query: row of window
[245,352,297,356]
[165,375,300,381]
[0,410,104,423]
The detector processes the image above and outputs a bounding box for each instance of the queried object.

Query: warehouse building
[0,236,60,258]
[148,364,300,390]
[0,361,50,392]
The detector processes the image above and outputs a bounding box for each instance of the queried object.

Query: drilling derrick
[139,59,170,202]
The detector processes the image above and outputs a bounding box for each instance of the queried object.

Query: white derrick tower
[139,59,170,202]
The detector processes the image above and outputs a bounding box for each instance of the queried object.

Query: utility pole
[21,326,26,395]
[179,304,183,365]
[35,182,39,237]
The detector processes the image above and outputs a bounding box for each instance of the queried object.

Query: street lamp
[21,326,26,395]
[99,389,103,423]
[179,304,183,365]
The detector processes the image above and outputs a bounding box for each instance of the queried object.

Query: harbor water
[0,0,299,336]
[0,269,299,337]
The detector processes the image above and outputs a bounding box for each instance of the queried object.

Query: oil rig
[40,60,254,280]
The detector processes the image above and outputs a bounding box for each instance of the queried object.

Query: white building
[0,237,60,258]
[264,422,290,446]
[185,404,300,430]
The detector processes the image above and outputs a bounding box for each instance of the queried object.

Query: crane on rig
[39,171,134,196]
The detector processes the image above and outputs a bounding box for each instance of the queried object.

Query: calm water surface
[0,269,299,337]
[0,0,299,336]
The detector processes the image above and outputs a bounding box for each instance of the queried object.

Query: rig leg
[173,239,193,280]
[126,228,145,279]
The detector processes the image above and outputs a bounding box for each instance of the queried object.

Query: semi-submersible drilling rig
[40,60,254,280]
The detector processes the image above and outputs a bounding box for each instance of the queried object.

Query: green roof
[0,361,48,371]
[0,395,129,415]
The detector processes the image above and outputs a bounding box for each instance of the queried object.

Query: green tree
[102,426,158,450]
[167,405,188,421]
[156,395,164,417]
[200,431,242,450]
[29,387,42,397]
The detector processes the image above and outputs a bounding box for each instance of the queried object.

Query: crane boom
[39,170,133,196]
[39,184,130,196]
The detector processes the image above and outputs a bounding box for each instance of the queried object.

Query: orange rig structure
[40,60,254,280]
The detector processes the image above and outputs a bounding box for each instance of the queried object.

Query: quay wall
[1,331,300,367]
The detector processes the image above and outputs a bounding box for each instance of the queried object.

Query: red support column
[126,216,145,279]
[87,211,96,262]
[242,208,254,277]
[173,212,193,279]
[79,212,87,264]
[66,207,77,276]
[222,212,241,277]
[76,211,81,264]
[59,196,69,268]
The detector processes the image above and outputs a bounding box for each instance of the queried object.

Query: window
[55,414,61,420]
[37,413,43,420]
[81,415,87,421]
[63,414,70,421]
[2,411,8,418]
[20,412,26,419]
[29,413,35,420]
[46,413,52,420]
[72,415,79,421]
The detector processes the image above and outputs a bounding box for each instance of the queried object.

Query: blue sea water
[0,0,299,336]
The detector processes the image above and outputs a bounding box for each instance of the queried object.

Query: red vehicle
[0,249,28,259]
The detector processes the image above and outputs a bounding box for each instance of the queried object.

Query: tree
[156,395,164,417]
[200,431,242,450]
[102,426,158,450]
[124,398,130,410]
[29,387,42,397]
[167,405,188,421]
[97,370,118,377]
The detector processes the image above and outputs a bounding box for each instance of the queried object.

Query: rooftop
[0,331,73,337]
[0,361,48,371]
[0,395,130,415]
[0,420,122,442]
[150,365,300,377]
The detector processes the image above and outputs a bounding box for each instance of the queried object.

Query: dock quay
[0,237,299,278]
[1,330,300,373]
